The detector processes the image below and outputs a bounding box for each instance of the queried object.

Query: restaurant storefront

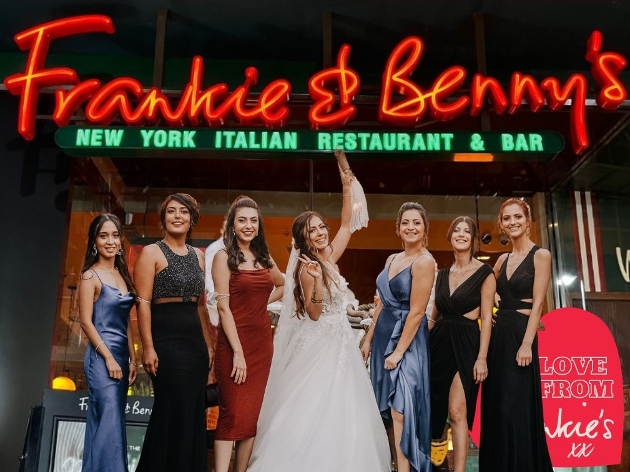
[1,11,629,471]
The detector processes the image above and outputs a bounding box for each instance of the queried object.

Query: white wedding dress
[248,272,391,472]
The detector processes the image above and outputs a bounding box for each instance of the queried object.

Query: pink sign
[538,307,624,467]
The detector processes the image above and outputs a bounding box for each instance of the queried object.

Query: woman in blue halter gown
[361,202,436,472]
[79,214,137,472]
[480,198,554,472]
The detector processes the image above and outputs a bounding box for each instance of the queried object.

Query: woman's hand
[360,342,371,364]
[516,342,533,367]
[384,351,403,370]
[473,358,488,383]
[231,352,247,384]
[297,255,322,279]
[143,347,159,376]
[105,357,123,380]
[129,362,138,385]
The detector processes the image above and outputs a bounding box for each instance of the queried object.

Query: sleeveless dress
[248,271,390,472]
[215,268,274,440]
[137,241,209,472]
[82,270,135,472]
[479,245,553,472]
[371,256,431,472]
[429,263,493,439]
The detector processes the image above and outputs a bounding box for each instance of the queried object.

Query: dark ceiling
[2,0,630,199]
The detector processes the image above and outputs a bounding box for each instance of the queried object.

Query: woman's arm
[328,163,355,265]
[127,319,137,384]
[384,256,435,370]
[474,272,496,382]
[516,248,552,367]
[195,249,214,367]
[298,258,325,321]
[360,297,382,362]
[427,304,439,332]
[78,271,123,380]
[212,250,247,384]
[134,245,158,376]
[267,259,285,304]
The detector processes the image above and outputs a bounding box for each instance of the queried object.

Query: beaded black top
[152,240,205,302]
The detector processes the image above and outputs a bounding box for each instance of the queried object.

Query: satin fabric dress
[480,245,553,471]
[429,263,493,439]
[371,257,431,472]
[248,272,390,472]
[82,271,135,472]
[215,269,274,440]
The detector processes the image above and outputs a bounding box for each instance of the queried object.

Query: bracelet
[342,194,350,197]
[130,362,137,366]
[427,318,435,324]
[137,296,151,305]
[216,293,230,301]
[95,340,105,352]
[310,296,323,304]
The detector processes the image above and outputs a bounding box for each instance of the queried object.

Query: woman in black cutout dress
[480,198,554,472]
[429,216,495,472]
[134,193,213,472]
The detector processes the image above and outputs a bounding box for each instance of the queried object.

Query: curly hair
[291,211,335,318]
[223,196,273,272]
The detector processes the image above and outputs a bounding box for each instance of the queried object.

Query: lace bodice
[291,275,355,369]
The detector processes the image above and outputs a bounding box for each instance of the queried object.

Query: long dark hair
[223,196,273,271]
[291,211,334,318]
[81,214,136,297]
[447,216,478,261]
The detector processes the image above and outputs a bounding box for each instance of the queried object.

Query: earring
[92,245,97,256]
[232,230,235,236]
[117,248,123,256]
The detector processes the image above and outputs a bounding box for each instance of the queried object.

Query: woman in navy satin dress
[361,202,435,472]
[79,214,137,472]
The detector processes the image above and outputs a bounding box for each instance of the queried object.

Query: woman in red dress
[212,196,284,472]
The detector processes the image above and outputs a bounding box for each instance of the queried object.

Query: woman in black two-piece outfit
[480,198,554,472]
[134,193,213,472]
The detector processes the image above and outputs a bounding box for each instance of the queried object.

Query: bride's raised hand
[297,255,322,279]
[334,149,354,187]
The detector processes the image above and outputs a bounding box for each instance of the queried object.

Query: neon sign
[3,15,627,154]
[54,126,565,159]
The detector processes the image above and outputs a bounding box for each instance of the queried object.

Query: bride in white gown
[248,156,391,472]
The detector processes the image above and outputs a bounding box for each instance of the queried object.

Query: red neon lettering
[470,74,508,116]
[509,73,545,113]
[3,15,114,140]
[585,30,627,110]
[53,80,101,126]
[379,36,427,125]
[308,44,360,129]
[541,75,588,154]
[427,66,469,121]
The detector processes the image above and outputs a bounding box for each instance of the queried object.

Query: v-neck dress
[429,263,493,439]
[370,255,431,472]
[479,245,553,472]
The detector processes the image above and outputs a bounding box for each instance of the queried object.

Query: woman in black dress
[479,198,554,472]
[429,216,495,472]
[134,193,213,472]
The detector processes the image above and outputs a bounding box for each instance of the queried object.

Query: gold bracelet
[427,318,435,324]
[137,296,151,305]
